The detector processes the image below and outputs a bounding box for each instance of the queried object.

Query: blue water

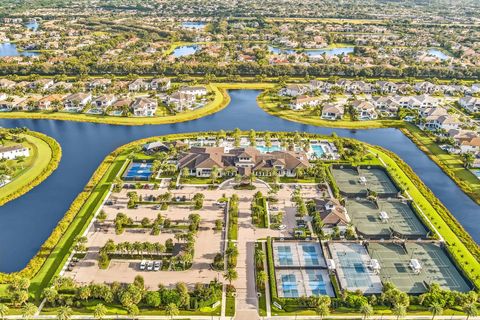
[26,21,39,31]
[124,162,152,179]
[0,89,479,272]
[269,45,354,57]
[0,43,40,57]
[427,49,450,60]
[182,22,206,29]
[310,145,325,158]
[172,45,200,57]
[255,145,282,153]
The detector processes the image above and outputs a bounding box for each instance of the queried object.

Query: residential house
[128,79,150,91]
[93,94,117,109]
[63,93,92,111]
[178,86,207,96]
[0,144,29,160]
[151,78,171,91]
[459,137,480,154]
[88,78,112,90]
[376,81,398,94]
[352,100,377,120]
[321,104,344,120]
[291,95,322,110]
[30,79,54,90]
[459,96,480,113]
[282,84,309,96]
[372,96,400,116]
[169,92,195,111]
[132,97,157,116]
[0,79,16,89]
[37,94,64,110]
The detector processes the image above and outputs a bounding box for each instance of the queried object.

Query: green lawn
[28,155,126,301]
[0,132,60,206]
[402,123,480,204]
[225,296,235,317]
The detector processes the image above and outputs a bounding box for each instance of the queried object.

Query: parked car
[153,261,161,271]
[147,261,153,271]
[140,260,146,270]
[278,224,287,230]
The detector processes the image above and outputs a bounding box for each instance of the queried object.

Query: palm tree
[57,306,72,320]
[463,303,477,320]
[93,303,107,320]
[256,271,267,290]
[0,304,9,320]
[429,302,443,320]
[315,304,330,320]
[21,303,38,320]
[393,303,407,320]
[223,268,238,285]
[254,249,265,268]
[165,303,179,320]
[359,303,373,320]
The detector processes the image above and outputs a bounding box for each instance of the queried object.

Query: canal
[0,89,478,272]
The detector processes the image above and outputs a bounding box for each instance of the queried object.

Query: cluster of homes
[283,79,480,101]
[0,77,209,116]
[0,144,30,160]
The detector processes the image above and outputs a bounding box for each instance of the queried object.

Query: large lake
[0,89,479,272]
[0,43,40,57]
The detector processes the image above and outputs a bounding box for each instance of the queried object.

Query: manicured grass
[28,154,126,301]
[0,84,229,126]
[0,132,57,205]
[225,296,235,317]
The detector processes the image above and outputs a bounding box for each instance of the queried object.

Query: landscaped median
[0,129,61,206]
[0,84,229,126]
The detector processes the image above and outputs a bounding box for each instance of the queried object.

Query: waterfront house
[0,144,29,160]
[321,104,344,120]
[132,97,157,116]
[178,86,207,96]
[352,100,378,120]
[291,95,322,110]
[93,94,117,109]
[37,94,64,110]
[63,93,92,111]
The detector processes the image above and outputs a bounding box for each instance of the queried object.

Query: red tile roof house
[178,146,310,178]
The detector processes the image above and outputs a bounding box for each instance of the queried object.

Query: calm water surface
[0,90,478,272]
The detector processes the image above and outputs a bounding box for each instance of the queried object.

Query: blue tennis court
[306,270,328,295]
[302,244,320,266]
[123,162,153,180]
[280,274,299,297]
[277,245,294,266]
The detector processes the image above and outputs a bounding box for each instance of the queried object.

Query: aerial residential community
[0,1,480,320]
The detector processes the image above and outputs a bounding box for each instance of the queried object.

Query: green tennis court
[332,167,398,195]
[367,242,471,294]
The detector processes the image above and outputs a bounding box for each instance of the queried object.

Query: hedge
[266,237,277,302]
[0,130,62,206]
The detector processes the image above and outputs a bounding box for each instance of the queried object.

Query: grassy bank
[0,84,229,126]
[0,130,61,206]
[401,123,480,205]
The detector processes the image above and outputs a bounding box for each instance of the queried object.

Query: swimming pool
[472,169,480,180]
[123,162,153,180]
[255,145,282,153]
[310,144,325,158]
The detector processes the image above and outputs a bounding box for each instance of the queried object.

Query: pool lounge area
[122,161,153,181]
